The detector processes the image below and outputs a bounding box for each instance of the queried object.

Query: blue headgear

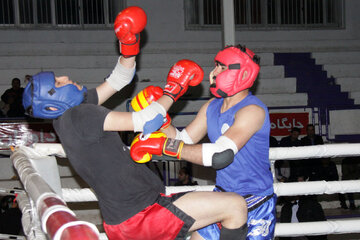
[23,72,87,119]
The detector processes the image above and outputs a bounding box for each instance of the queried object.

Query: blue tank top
[207,92,274,196]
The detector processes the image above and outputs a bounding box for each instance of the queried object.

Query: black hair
[291,127,301,133]
[12,78,21,83]
[179,167,191,176]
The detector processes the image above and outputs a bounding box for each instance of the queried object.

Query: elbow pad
[202,136,238,170]
[106,56,136,91]
[174,128,194,144]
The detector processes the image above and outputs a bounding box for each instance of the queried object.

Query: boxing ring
[7,143,360,239]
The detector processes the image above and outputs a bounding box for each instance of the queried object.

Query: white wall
[127,0,360,49]
[329,109,360,138]
[0,1,359,91]
[0,0,359,140]
[0,1,359,48]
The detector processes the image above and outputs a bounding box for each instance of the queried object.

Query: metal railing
[185,0,344,30]
[0,0,125,28]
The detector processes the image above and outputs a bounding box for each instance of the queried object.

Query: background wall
[0,1,359,231]
[0,0,359,136]
[0,1,358,54]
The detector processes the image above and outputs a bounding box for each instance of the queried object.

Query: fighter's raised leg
[173,191,248,240]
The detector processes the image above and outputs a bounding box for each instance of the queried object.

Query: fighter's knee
[230,193,247,214]
[225,193,247,224]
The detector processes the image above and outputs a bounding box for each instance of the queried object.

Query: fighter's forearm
[119,55,135,68]
[97,56,136,105]
[161,124,178,139]
[180,144,204,166]
[156,95,174,113]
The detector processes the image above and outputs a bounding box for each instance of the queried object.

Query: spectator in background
[309,158,338,182]
[279,127,305,182]
[339,157,360,210]
[280,127,301,148]
[0,195,22,235]
[175,167,198,186]
[301,124,324,146]
[0,101,7,117]
[272,135,291,183]
[270,136,289,182]
[279,176,327,240]
[275,160,291,183]
[309,158,346,210]
[24,74,32,84]
[1,78,25,117]
[301,124,325,184]
[270,135,278,148]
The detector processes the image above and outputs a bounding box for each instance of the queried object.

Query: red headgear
[210,45,260,98]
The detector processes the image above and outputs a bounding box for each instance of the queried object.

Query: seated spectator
[24,74,32,84]
[339,157,360,210]
[175,167,198,186]
[300,124,324,179]
[279,176,327,240]
[309,158,338,182]
[1,78,25,117]
[275,160,291,183]
[300,124,324,146]
[309,158,347,209]
[279,128,306,182]
[270,135,278,147]
[280,127,301,148]
[0,100,7,117]
[0,195,22,235]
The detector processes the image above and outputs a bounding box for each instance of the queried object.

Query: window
[185,0,344,30]
[56,0,80,25]
[0,0,15,25]
[0,0,125,28]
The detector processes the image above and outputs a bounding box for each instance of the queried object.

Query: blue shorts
[197,190,277,240]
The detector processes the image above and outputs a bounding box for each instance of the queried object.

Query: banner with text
[270,112,309,136]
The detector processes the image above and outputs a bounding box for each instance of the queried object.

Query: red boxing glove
[131,85,171,130]
[161,114,171,130]
[163,59,204,102]
[114,6,147,57]
[131,85,163,111]
[130,132,166,163]
[130,132,184,163]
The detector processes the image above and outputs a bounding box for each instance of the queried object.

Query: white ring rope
[33,142,360,160]
[61,179,360,201]
[276,220,360,237]
[11,143,360,238]
[269,143,360,160]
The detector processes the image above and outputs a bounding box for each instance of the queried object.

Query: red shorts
[103,192,195,240]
